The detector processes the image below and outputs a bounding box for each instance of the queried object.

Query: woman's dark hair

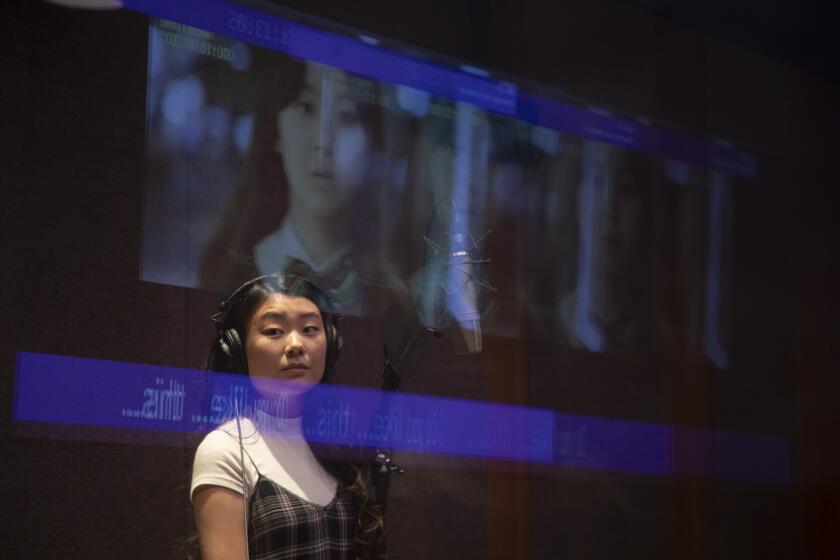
[200,272,387,559]
[197,53,385,292]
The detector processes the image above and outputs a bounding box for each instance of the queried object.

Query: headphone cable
[234,399,250,559]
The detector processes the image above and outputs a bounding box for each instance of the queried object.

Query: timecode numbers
[160,31,232,62]
[227,11,295,46]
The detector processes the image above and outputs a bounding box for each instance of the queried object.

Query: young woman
[191,272,385,559]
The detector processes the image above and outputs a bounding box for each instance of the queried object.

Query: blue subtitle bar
[14,352,788,483]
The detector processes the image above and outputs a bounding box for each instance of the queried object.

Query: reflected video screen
[140,7,750,363]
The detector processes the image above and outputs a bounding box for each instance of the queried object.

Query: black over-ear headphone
[211,273,343,375]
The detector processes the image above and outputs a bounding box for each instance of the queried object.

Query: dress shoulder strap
[240,445,262,476]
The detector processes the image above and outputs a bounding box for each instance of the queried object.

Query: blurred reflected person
[198,55,385,312]
[558,146,657,352]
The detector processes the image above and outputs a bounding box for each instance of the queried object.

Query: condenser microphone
[419,230,495,354]
[445,234,483,354]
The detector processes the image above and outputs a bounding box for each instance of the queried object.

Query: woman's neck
[253,396,305,437]
[256,393,305,418]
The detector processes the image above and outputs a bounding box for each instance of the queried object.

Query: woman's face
[245,293,327,398]
[277,62,371,219]
[600,169,642,278]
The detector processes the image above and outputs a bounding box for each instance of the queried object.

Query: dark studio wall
[1,0,837,558]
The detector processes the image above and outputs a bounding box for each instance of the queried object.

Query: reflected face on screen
[276,62,371,219]
[245,293,327,397]
[601,170,642,278]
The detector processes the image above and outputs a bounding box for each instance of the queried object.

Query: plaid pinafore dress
[244,450,357,560]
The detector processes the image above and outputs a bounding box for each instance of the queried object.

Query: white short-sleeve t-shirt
[190,410,337,507]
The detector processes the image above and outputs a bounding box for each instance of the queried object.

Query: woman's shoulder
[191,418,262,500]
[196,418,260,459]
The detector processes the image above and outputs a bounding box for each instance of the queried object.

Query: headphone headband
[213,273,342,331]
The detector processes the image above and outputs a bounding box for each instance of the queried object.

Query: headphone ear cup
[220,328,247,373]
[325,323,343,367]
